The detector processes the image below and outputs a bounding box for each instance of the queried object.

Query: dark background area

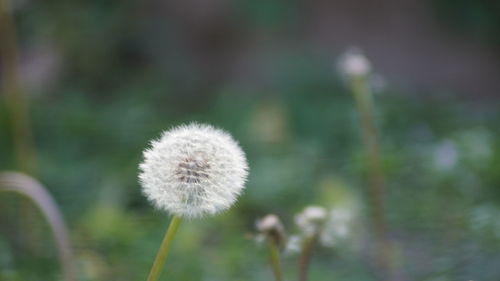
[1,0,500,280]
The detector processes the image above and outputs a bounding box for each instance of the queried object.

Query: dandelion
[295,206,327,237]
[140,123,248,218]
[256,214,285,281]
[139,123,249,281]
[338,48,372,78]
[338,48,394,278]
[294,206,327,281]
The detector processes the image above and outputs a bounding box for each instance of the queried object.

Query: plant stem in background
[0,0,37,174]
[268,239,283,281]
[147,216,183,281]
[350,74,387,241]
[348,70,393,278]
[256,214,285,281]
[298,234,318,281]
[0,172,77,281]
[0,0,40,255]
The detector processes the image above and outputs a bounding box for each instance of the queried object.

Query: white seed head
[256,214,286,248]
[295,206,327,236]
[339,48,372,77]
[256,214,283,233]
[139,123,249,218]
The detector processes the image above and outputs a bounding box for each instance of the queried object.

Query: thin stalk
[0,0,39,254]
[350,75,392,278]
[147,215,183,281]
[351,76,387,241]
[298,234,318,281]
[268,239,283,281]
[0,0,37,174]
[0,172,77,281]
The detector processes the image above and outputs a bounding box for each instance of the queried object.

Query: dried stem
[0,172,77,281]
[147,215,183,281]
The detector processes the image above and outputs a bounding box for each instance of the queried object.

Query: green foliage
[1,1,500,280]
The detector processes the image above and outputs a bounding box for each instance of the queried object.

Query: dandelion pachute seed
[139,123,249,218]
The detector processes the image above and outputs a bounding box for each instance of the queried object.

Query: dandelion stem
[350,74,393,278]
[351,75,387,239]
[268,239,283,281]
[298,234,318,281]
[147,215,183,281]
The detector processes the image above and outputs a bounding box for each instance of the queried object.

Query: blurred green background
[1,0,500,280]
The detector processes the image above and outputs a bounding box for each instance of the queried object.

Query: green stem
[0,0,37,174]
[350,75,392,277]
[0,0,39,256]
[268,239,283,281]
[147,216,183,281]
[298,234,318,281]
[351,76,387,241]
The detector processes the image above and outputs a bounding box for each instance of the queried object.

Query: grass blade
[0,171,77,281]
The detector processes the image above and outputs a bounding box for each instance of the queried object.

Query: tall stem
[298,234,318,281]
[0,0,39,254]
[268,239,283,281]
[147,216,183,281]
[350,75,392,277]
[0,0,37,174]
[351,76,386,240]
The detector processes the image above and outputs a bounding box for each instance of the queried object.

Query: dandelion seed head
[139,123,249,218]
[256,214,283,233]
[295,206,327,236]
[256,214,286,248]
[339,48,371,77]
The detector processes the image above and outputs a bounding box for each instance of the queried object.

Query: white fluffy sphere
[339,48,371,77]
[139,123,249,218]
[295,206,327,236]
